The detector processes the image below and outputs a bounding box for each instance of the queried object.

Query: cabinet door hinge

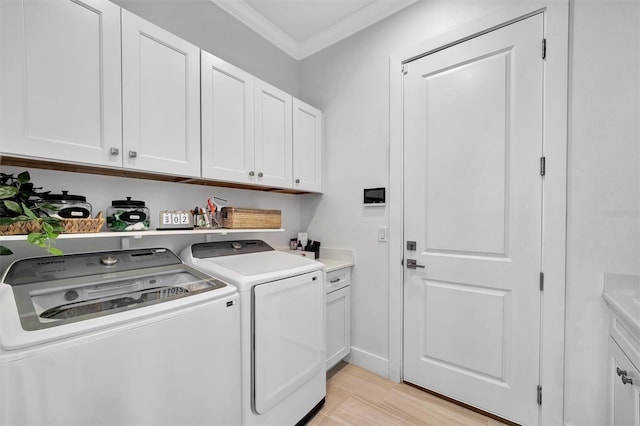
[540,156,546,176]
[540,272,544,291]
[537,385,543,405]
[542,38,547,60]
[402,63,408,75]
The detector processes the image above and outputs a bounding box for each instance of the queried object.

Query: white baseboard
[344,346,390,380]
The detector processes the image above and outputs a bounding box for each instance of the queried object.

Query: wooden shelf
[1,155,312,194]
[0,228,285,242]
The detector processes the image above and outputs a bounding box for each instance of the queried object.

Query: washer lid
[185,250,323,291]
[2,248,234,332]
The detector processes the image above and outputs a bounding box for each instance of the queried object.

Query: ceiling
[210,0,418,60]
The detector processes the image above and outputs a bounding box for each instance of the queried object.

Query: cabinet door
[254,79,292,188]
[121,10,200,177]
[326,285,351,371]
[293,99,323,193]
[0,0,122,166]
[609,338,640,426]
[201,51,255,183]
[253,271,324,414]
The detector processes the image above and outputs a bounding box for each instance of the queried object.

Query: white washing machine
[0,248,241,426]
[181,240,326,426]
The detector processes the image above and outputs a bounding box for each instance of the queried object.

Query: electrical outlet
[378,226,388,242]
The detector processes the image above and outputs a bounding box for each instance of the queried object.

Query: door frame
[388,2,569,425]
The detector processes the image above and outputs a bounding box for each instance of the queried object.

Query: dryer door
[253,270,324,414]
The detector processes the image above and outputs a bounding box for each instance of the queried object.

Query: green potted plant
[0,171,64,255]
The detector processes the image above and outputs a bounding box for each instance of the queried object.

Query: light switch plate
[378,226,388,242]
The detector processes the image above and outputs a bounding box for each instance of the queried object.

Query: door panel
[425,51,510,255]
[201,52,255,183]
[403,14,544,425]
[0,0,122,166]
[254,79,293,188]
[121,10,200,177]
[253,271,324,414]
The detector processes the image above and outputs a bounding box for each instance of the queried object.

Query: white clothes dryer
[181,240,326,426]
[0,248,241,426]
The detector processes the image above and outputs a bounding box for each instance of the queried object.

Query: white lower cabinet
[609,337,640,426]
[326,268,351,370]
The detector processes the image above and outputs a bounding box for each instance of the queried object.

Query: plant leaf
[0,186,18,200]
[48,247,63,256]
[0,245,13,255]
[21,203,38,219]
[3,200,22,214]
[17,171,30,184]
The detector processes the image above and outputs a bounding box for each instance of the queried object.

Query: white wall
[0,166,303,275]
[299,0,511,374]
[111,0,300,96]
[565,1,640,424]
[300,0,639,424]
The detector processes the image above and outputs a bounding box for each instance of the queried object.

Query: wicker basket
[0,213,105,235]
[61,217,105,234]
[221,207,281,229]
[0,219,43,235]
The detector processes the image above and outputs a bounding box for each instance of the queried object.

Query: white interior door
[403,14,544,425]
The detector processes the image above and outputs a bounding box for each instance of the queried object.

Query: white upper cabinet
[254,79,293,189]
[0,0,122,167]
[293,99,323,192]
[121,10,200,177]
[201,51,255,183]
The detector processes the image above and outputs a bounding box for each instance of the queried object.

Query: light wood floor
[307,363,510,426]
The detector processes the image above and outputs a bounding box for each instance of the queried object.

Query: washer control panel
[4,248,181,286]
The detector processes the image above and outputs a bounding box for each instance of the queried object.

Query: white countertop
[280,247,355,273]
[317,258,354,273]
[602,273,640,336]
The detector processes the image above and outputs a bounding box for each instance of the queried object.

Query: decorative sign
[157,210,193,230]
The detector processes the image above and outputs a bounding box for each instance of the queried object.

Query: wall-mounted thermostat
[363,187,386,206]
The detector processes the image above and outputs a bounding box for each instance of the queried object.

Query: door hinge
[537,385,543,405]
[540,156,546,176]
[401,258,404,266]
[402,63,408,75]
[542,38,547,60]
[540,272,544,291]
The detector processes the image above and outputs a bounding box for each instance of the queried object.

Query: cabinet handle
[621,375,634,386]
[258,172,263,178]
[295,178,300,184]
[128,151,137,158]
[617,367,627,377]
[330,278,341,283]
[249,171,255,177]
[110,147,120,156]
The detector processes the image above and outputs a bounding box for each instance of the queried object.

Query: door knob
[617,367,627,377]
[249,171,255,177]
[406,259,425,269]
[110,147,120,155]
[128,151,137,158]
[295,178,300,184]
[258,172,263,177]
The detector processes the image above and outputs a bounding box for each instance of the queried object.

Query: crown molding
[210,0,418,60]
